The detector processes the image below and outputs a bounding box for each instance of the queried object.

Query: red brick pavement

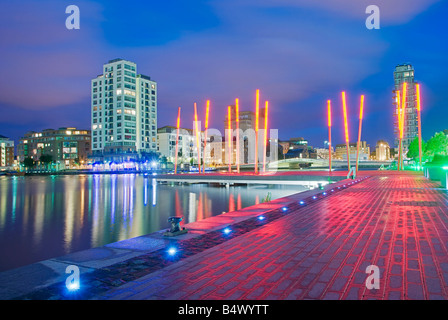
[95,172,448,300]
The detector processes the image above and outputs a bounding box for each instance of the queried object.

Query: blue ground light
[167,247,177,256]
[223,227,232,235]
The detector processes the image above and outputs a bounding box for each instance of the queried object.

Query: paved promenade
[95,171,448,300]
[1,171,447,300]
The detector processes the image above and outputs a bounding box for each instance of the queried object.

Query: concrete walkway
[93,171,448,300]
[2,171,447,300]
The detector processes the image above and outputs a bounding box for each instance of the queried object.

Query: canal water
[0,174,308,272]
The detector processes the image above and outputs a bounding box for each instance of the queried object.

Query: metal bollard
[164,216,188,237]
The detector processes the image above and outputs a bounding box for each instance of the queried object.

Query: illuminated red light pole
[401,83,407,170]
[400,83,407,171]
[202,100,210,174]
[396,90,402,171]
[174,107,181,174]
[416,84,423,169]
[263,101,269,173]
[255,89,260,174]
[355,95,365,175]
[341,92,351,171]
[327,100,332,173]
[228,105,232,173]
[194,102,201,173]
[235,98,240,174]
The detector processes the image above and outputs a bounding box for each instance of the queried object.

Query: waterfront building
[314,147,334,160]
[284,137,316,159]
[0,135,14,169]
[393,63,418,155]
[17,128,91,169]
[334,141,370,161]
[375,140,391,161]
[91,58,157,163]
[279,141,290,159]
[224,105,266,164]
[157,126,203,167]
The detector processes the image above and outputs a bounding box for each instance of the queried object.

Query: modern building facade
[17,128,91,169]
[91,58,157,162]
[284,137,316,159]
[224,105,266,164]
[0,135,14,169]
[393,63,418,155]
[375,140,391,161]
[157,126,203,166]
[334,141,370,161]
[314,147,334,160]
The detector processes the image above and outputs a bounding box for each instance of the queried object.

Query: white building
[0,135,14,169]
[157,126,203,166]
[375,140,390,161]
[91,58,157,162]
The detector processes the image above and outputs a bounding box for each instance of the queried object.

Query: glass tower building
[393,63,418,155]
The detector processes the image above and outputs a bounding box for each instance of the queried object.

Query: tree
[39,154,53,164]
[39,154,53,170]
[406,137,426,161]
[425,131,448,161]
[23,157,35,170]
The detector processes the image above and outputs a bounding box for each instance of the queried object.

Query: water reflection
[0,174,309,272]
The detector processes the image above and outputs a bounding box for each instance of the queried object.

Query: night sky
[0,0,447,149]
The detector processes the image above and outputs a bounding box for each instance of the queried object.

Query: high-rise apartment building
[91,59,157,162]
[393,63,418,155]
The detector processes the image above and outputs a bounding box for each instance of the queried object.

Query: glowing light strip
[194,102,201,173]
[202,100,210,173]
[396,90,401,171]
[174,107,181,174]
[399,83,407,171]
[263,100,269,173]
[327,100,332,173]
[400,83,407,140]
[355,95,365,174]
[205,100,210,128]
[228,105,232,173]
[255,89,259,174]
[341,91,351,170]
[236,98,240,173]
[416,84,423,168]
[359,95,364,120]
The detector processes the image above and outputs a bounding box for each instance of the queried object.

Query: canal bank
[0,175,361,300]
[1,173,319,272]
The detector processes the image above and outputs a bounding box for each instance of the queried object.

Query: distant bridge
[268,158,392,170]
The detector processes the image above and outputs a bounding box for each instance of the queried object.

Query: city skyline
[0,1,447,150]
[2,1,448,304]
